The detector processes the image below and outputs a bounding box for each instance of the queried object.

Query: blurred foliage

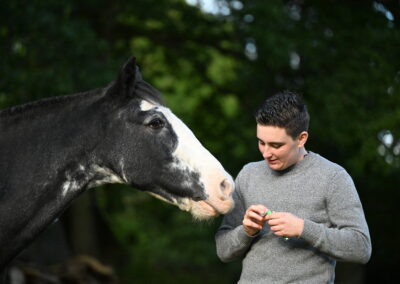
[1,0,400,283]
[97,185,240,283]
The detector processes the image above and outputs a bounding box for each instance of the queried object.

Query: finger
[270,225,284,232]
[272,212,287,218]
[267,218,282,226]
[243,219,263,230]
[248,205,268,216]
[265,211,289,222]
[246,210,266,223]
[273,230,286,237]
[263,211,279,221]
[248,210,264,220]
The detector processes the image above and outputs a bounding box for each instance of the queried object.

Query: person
[215,91,371,283]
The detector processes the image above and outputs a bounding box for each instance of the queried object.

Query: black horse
[0,57,234,269]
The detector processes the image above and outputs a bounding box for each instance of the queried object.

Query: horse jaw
[148,192,233,221]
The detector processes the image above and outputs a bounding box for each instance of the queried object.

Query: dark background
[1,0,399,283]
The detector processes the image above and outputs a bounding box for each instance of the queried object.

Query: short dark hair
[255,91,309,139]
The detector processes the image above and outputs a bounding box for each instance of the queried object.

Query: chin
[267,162,282,170]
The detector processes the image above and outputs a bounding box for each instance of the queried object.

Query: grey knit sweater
[215,152,371,284]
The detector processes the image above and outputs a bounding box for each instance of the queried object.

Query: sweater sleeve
[300,169,372,263]
[215,169,256,262]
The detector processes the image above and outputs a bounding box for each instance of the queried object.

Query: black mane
[0,83,164,121]
[0,88,104,118]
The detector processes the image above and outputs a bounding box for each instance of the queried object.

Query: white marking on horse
[87,165,125,188]
[157,106,223,173]
[140,100,158,111]
[118,159,128,183]
[149,192,191,212]
[139,99,235,219]
[61,180,80,197]
[61,165,125,197]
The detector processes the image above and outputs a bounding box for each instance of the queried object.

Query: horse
[0,57,234,269]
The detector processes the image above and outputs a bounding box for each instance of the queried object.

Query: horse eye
[147,118,165,129]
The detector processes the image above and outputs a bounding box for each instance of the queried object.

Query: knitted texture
[215,152,371,284]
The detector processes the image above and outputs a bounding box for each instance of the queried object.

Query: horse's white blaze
[140,100,157,111]
[159,106,219,170]
[139,99,234,219]
[158,106,235,218]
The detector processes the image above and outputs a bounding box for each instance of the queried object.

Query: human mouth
[267,159,279,165]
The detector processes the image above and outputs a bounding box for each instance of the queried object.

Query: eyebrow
[269,142,284,147]
[257,138,285,146]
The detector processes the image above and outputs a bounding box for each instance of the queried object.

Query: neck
[298,147,307,161]
[0,89,112,268]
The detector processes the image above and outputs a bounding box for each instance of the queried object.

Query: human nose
[261,145,272,159]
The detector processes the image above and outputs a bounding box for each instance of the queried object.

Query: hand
[264,211,304,238]
[242,205,269,236]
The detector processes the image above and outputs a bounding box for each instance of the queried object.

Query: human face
[257,124,308,171]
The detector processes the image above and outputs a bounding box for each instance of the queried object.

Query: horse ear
[110,57,141,98]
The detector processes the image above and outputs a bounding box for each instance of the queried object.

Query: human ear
[297,131,308,147]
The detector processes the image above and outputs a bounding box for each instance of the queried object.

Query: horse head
[95,57,234,220]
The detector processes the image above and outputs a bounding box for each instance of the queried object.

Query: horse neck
[0,89,109,267]
[1,88,112,192]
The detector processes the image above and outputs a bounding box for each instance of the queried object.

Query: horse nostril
[220,179,232,197]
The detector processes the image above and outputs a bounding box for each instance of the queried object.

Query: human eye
[258,139,265,146]
[270,143,283,149]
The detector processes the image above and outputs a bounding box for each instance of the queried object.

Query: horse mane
[0,88,104,119]
[0,77,164,120]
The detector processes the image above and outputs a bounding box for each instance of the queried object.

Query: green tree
[1,0,399,282]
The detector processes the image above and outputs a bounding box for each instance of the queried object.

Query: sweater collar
[269,151,315,176]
